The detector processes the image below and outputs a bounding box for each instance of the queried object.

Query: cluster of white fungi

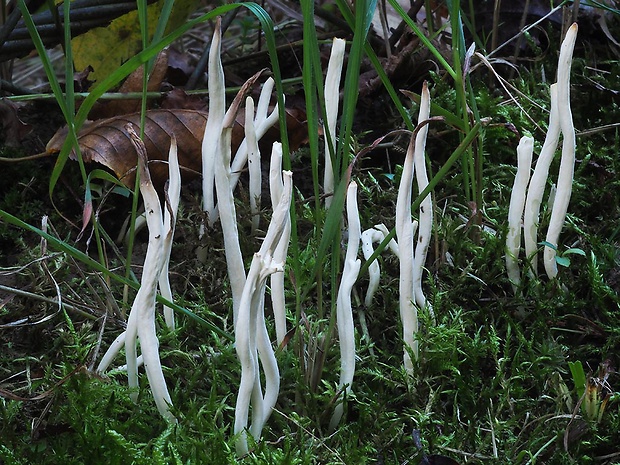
[506,23,578,291]
[96,18,578,455]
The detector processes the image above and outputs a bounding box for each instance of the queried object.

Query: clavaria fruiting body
[98,127,180,423]
[234,171,293,455]
[396,81,432,375]
[323,38,346,208]
[329,181,361,430]
[506,136,534,291]
[269,142,291,346]
[361,224,401,307]
[508,23,578,285]
[544,23,578,279]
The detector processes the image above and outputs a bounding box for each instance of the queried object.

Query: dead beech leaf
[46,109,236,189]
[46,108,307,190]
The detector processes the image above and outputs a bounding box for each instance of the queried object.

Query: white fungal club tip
[329,181,361,431]
[361,224,401,307]
[201,18,225,230]
[396,81,433,375]
[323,37,346,208]
[506,136,534,292]
[508,23,577,284]
[412,82,432,317]
[544,23,577,280]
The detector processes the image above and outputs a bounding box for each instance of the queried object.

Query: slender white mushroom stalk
[544,23,578,280]
[506,136,534,292]
[159,138,181,329]
[230,78,280,191]
[412,82,433,318]
[323,38,346,208]
[329,181,362,431]
[252,172,293,439]
[97,330,127,374]
[245,97,262,233]
[234,257,267,456]
[202,18,225,229]
[215,128,246,323]
[396,81,432,375]
[361,223,402,307]
[207,72,274,319]
[269,142,291,346]
[97,127,180,423]
[235,171,293,455]
[396,130,417,374]
[206,79,280,227]
[523,84,561,275]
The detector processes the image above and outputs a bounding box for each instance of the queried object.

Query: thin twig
[0,284,105,324]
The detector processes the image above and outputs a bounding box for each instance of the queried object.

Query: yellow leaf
[72,0,196,87]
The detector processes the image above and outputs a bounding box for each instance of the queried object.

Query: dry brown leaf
[46,109,234,189]
[46,107,307,190]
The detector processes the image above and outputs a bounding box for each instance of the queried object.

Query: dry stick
[323,38,346,208]
[543,23,578,280]
[0,5,24,47]
[1,0,154,60]
[0,284,98,324]
[506,136,534,292]
[185,9,238,90]
[523,84,561,276]
[474,52,545,133]
[329,181,362,431]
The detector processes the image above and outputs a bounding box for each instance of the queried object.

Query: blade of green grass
[42,2,235,197]
[300,0,323,220]
[0,209,233,340]
[303,0,378,308]
[17,0,87,201]
[334,0,377,178]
